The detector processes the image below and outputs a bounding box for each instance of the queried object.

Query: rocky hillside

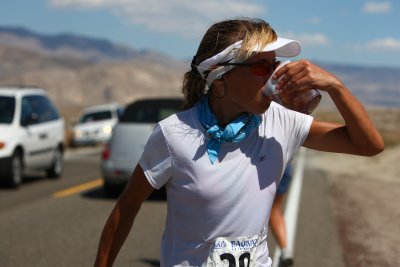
[0,26,181,63]
[0,44,184,105]
[319,62,400,108]
[0,26,399,115]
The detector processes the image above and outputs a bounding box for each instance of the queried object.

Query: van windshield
[0,96,16,124]
[79,110,112,123]
[121,99,182,123]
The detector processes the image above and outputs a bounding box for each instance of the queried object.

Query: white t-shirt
[139,102,313,267]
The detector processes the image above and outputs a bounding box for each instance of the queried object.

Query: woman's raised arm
[275,60,384,156]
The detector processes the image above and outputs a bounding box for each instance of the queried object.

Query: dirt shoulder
[306,145,400,267]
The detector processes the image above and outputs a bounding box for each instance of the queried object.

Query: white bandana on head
[196,40,245,93]
[195,37,301,94]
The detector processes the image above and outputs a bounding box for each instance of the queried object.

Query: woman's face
[219,51,277,115]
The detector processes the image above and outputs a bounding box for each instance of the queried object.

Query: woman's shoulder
[158,106,199,132]
[268,101,288,112]
[262,101,288,121]
[266,101,309,117]
[263,101,312,127]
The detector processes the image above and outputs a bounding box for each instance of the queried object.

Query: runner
[270,165,294,267]
[94,18,384,267]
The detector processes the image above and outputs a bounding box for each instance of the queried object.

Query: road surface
[0,147,344,267]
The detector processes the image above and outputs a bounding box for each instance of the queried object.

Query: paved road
[0,147,344,267]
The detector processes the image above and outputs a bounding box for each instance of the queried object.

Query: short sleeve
[285,110,313,162]
[139,124,172,189]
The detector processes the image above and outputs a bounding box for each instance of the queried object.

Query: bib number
[205,235,261,267]
[220,252,251,267]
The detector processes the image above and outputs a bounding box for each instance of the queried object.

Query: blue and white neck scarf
[197,97,261,164]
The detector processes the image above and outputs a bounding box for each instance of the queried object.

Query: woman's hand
[274,60,343,93]
[278,60,386,156]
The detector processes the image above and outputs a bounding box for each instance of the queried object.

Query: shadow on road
[81,187,117,200]
[139,258,161,266]
[0,174,58,189]
[81,186,167,202]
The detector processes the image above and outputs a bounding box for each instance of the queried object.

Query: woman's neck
[208,97,245,127]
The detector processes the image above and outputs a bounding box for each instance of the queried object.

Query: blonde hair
[182,18,277,110]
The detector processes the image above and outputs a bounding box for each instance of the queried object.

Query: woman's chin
[264,101,272,111]
[264,95,273,105]
[256,97,272,114]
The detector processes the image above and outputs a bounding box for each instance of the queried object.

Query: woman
[94,18,383,267]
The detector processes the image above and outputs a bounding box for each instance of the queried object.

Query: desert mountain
[318,62,400,108]
[0,26,188,115]
[0,26,399,117]
[0,26,184,64]
[0,44,184,109]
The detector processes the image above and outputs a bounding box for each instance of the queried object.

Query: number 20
[220,252,250,267]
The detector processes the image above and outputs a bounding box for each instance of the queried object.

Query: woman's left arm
[275,60,384,156]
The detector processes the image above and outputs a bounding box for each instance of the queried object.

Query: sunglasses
[218,60,279,77]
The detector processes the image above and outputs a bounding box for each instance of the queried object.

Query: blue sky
[1,0,399,67]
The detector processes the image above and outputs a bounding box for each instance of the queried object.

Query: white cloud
[362,1,391,14]
[47,0,265,38]
[283,32,330,46]
[365,38,400,51]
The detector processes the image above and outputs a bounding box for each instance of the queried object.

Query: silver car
[100,97,183,194]
[72,103,124,147]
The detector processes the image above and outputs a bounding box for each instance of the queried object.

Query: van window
[0,96,15,124]
[79,111,112,123]
[20,97,35,125]
[121,99,182,123]
[23,95,60,123]
[117,107,125,120]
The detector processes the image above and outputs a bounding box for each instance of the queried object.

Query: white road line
[272,147,307,267]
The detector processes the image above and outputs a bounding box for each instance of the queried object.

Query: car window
[121,99,182,123]
[79,110,112,123]
[159,108,179,120]
[24,95,60,123]
[20,97,35,126]
[117,107,124,120]
[0,96,16,124]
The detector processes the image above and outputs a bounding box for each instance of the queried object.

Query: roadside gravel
[306,145,400,267]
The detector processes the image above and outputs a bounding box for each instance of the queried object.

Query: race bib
[205,231,267,267]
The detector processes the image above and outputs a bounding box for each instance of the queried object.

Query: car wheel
[7,150,23,188]
[46,148,63,178]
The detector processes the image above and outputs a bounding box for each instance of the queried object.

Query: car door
[20,95,56,168]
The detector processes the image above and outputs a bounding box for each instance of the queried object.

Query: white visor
[256,37,301,57]
[196,37,301,93]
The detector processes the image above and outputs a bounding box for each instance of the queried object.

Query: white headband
[195,37,301,94]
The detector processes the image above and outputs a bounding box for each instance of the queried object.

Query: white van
[0,87,65,187]
[72,103,124,147]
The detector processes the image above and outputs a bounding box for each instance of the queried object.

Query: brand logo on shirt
[230,238,258,251]
[212,240,227,250]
